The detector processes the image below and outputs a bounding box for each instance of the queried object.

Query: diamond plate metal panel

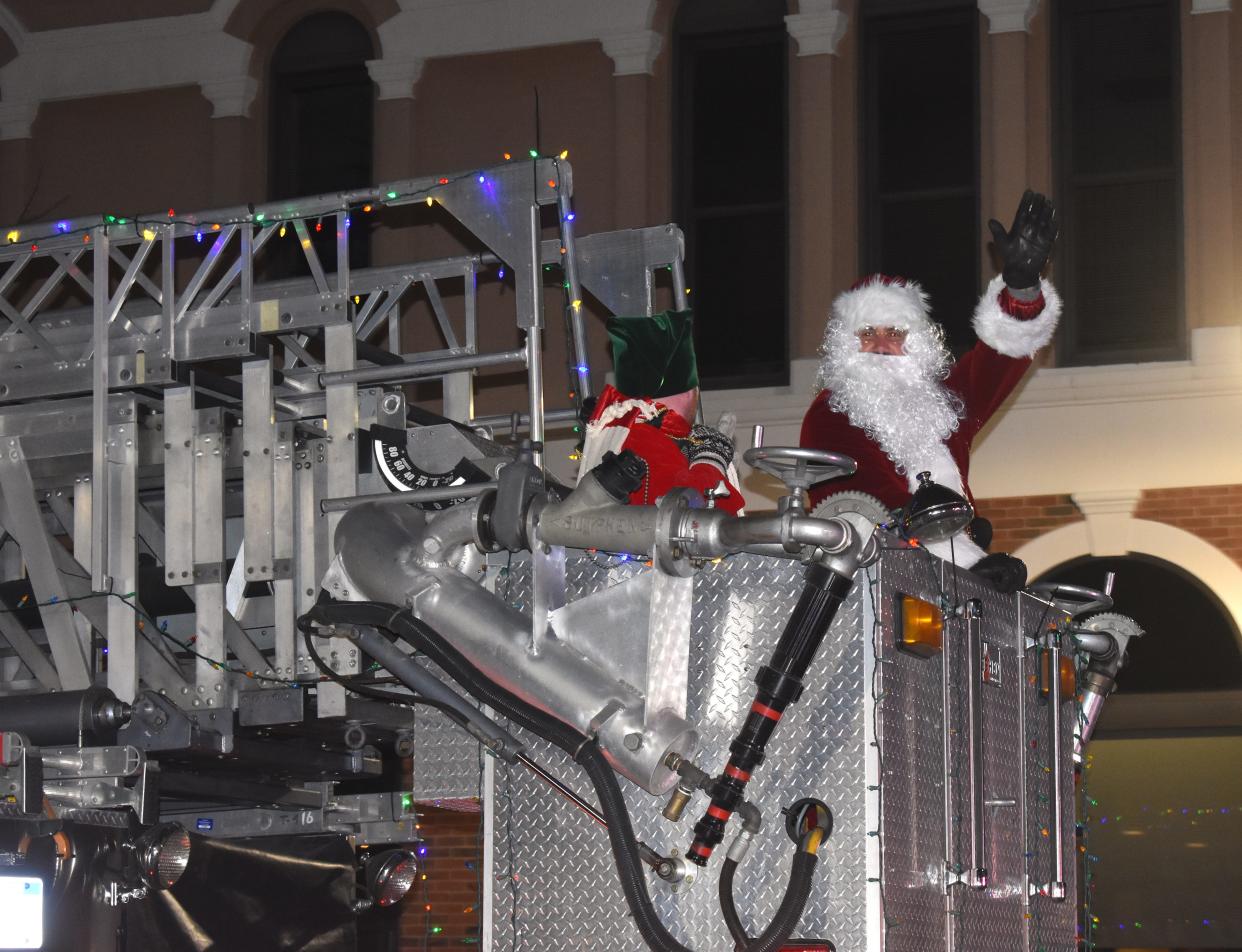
[410,704,486,802]
[945,567,1027,952]
[404,539,1078,951]
[871,547,951,952]
[492,553,868,951]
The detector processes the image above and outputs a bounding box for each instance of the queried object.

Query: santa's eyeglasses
[856,326,909,342]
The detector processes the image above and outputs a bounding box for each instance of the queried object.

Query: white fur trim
[923,532,987,568]
[972,275,1061,358]
[592,396,661,428]
[902,443,964,496]
[832,278,933,335]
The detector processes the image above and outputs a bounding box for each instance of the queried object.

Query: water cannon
[1071,611,1145,761]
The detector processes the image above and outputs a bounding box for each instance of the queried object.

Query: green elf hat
[606,310,699,399]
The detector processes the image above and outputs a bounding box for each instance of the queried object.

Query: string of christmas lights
[1,149,575,259]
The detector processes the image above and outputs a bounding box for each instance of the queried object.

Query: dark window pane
[874,23,975,193]
[675,1,788,387]
[691,42,785,208]
[689,211,787,385]
[1055,0,1182,365]
[268,14,374,277]
[863,6,978,353]
[876,194,978,353]
[283,76,374,198]
[1067,179,1179,357]
[1066,5,1174,176]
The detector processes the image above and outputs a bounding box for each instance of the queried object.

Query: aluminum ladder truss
[0,158,686,839]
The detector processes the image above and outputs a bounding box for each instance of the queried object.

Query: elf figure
[578,311,745,515]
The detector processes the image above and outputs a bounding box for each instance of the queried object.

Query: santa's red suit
[801,274,1061,564]
[579,384,745,514]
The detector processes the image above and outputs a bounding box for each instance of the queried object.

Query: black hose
[721,848,820,952]
[299,621,473,728]
[720,859,748,948]
[300,601,818,952]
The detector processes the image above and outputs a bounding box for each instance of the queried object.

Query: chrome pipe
[317,348,526,388]
[320,481,497,514]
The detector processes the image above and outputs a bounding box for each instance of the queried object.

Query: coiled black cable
[299,601,820,952]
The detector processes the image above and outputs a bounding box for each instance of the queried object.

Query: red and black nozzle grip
[687,563,855,866]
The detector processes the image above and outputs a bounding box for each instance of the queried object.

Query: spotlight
[363,848,418,908]
[133,823,192,890]
[901,471,974,544]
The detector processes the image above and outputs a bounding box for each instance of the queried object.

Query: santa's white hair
[815,275,964,494]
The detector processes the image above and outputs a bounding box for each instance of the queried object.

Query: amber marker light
[1040,650,1077,701]
[897,594,943,657]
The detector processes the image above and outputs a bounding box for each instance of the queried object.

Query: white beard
[823,357,986,566]
[819,348,964,492]
[814,292,989,568]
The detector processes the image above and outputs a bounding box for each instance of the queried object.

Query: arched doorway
[1035,555,1242,948]
[1035,553,1242,693]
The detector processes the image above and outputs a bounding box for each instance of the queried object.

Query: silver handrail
[964,599,988,890]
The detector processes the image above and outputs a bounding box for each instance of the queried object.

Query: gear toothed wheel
[811,490,891,526]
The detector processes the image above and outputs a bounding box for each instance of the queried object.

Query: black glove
[967,516,993,551]
[677,423,735,472]
[971,552,1028,594]
[987,190,1058,290]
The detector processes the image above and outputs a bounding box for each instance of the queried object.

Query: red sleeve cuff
[998,286,1046,321]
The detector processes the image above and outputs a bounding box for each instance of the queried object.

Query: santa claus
[800,191,1060,587]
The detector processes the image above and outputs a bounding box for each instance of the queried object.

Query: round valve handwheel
[1028,581,1114,618]
[742,446,857,492]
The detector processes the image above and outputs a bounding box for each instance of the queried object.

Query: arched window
[673,0,789,388]
[268,12,374,271]
[1035,554,1241,692]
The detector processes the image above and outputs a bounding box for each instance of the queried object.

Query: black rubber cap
[593,450,647,501]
